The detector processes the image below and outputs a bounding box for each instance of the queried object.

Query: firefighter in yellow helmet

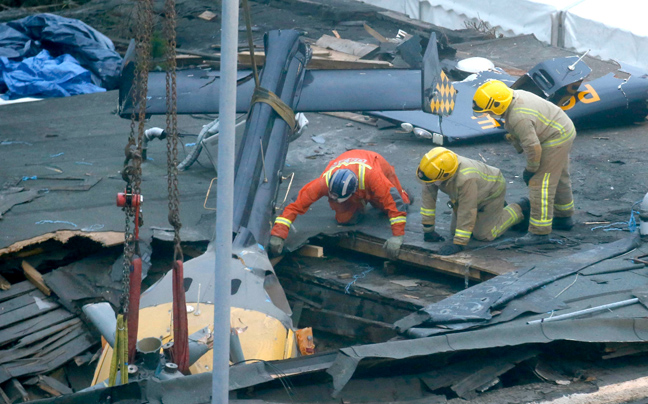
[417,147,529,255]
[472,80,576,246]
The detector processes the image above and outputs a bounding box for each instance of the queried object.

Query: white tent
[359,0,648,70]
[564,0,648,70]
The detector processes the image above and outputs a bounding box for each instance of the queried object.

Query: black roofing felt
[0,91,216,250]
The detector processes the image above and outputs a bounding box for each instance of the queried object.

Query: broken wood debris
[197,10,217,21]
[21,260,51,296]
[0,275,9,291]
[296,244,324,258]
[321,112,378,126]
[238,46,393,69]
[331,233,516,280]
[314,34,377,58]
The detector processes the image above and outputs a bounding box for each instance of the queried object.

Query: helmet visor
[416,168,434,183]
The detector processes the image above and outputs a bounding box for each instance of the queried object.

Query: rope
[344,264,375,294]
[590,200,642,232]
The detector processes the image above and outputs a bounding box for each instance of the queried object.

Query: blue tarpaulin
[0,50,105,98]
[0,13,122,96]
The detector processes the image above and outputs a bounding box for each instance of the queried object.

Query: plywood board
[0,231,123,257]
[335,233,516,281]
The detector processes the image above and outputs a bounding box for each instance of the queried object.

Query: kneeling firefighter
[418,147,529,255]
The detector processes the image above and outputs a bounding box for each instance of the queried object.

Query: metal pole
[213,0,238,401]
[526,298,639,325]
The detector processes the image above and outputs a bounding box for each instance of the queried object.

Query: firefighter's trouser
[528,139,575,235]
[450,192,524,242]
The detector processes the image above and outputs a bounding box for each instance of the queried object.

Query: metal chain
[164,0,183,261]
[120,0,153,314]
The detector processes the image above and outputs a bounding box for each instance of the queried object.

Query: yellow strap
[109,314,128,387]
[251,87,296,132]
[455,229,472,238]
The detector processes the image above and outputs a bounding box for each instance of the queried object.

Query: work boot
[511,197,531,232]
[515,232,550,246]
[553,216,574,231]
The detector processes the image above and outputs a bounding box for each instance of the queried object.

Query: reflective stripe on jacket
[504,90,576,172]
[271,150,408,239]
[421,156,505,245]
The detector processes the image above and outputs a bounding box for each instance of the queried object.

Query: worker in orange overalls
[269,150,410,259]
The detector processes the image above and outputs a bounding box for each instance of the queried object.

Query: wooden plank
[0,290,46,315]
[197,10,217,21]
[21,260,51,296]
[299,306,396,343]
[0,331,96,384]
[314,34,377,57]
[0,275,9,291]
[0,281,36,303]
[334,233,516,281]
[296,245,324,258]
[0,323,84,366]
[320,111,378,126]
[9,379,29,403]
[38,375,73,395]
[363,23,388,43]
[0,386,10,404]
[0,308,74,347]
[238,49,392,70]
[14,318,80,349]
[0,297,59,331]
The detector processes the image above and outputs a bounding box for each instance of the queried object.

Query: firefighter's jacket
[421,156,505,245]
[503,90,576,173]
[271,150,408,239]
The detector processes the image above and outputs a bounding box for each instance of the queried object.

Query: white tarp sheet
[358,0,648,70]
[564,0,648,70]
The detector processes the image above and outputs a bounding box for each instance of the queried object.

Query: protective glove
[383,235,404,260]
[423,226,445,242]
[522,169,534,186]
[269,236,285,256]
[437,242,464,256]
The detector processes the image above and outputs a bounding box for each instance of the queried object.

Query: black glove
[522,169,534,186]
[269,236,285,256]
[438,242,464,256]
[424,230,445,242]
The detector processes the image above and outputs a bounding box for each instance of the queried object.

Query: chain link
[164,0,183,262]
[121,0,153,314]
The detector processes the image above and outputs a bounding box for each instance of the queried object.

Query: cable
[231,359,294,401]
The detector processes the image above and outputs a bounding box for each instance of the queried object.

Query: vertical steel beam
[213,0,238,402]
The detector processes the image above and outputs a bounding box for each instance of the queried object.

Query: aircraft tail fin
[421,33,457,116]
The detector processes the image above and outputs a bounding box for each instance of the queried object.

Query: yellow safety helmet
[417,147,459,183]
[472,80,513,116]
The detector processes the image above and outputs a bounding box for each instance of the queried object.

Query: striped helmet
[328,169,358,203]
